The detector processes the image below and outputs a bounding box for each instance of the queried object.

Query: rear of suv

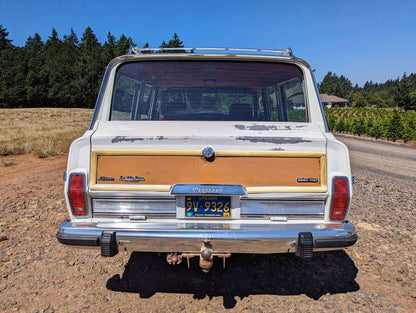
[57,47,357,272]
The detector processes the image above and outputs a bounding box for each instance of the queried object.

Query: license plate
[185,196,231,218]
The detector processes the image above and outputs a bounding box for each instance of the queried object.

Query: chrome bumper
[56,220,357,254]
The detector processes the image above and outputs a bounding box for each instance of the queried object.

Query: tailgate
[90,121,327,194]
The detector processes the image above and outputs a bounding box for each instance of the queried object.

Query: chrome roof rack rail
[129,47,294,57]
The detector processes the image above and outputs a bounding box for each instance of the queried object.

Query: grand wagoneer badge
[119,175,146,183]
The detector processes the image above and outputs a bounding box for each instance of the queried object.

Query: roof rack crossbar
[129,47,293,57]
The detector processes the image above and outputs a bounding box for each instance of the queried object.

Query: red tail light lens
[69,174,87,216]
[331,177,349,220]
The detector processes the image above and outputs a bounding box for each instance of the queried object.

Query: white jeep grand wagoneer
[57,47,357,272]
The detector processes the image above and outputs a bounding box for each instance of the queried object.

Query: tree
[115,34,134,56]
[56,28,81,106]
[394,73,412,110]
[0,47,27,107]
[78,26,103,107]
[351,92,368,108]
[351,117,366,136]
[102,31,116,63]
[402,113,416,142]
[318,72,352,100]
[25,33,48,106]
[386,109,403,142]
[0,25,13,49]
[44,29,67,106]
[160,33,185,53]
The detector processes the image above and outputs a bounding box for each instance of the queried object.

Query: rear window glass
[110,61,307,122]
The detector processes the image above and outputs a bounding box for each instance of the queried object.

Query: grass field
[0,108,93,157]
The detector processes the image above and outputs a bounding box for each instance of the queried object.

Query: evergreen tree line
[319,72,416,110]
[325,108,416,142]
[0,25,184,108]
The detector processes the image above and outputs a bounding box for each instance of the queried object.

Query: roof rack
[129,47,294,57]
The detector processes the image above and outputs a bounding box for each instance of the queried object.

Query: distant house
[320,94,349,108]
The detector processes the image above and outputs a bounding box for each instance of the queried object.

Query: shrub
[324,107,416,143]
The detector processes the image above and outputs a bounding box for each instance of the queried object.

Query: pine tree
[78,27,103,107]
[160,33,185,53]
[402,113,416,142]
[351,92,368,107]
[44,29,67,106]
[140,42,152,54]
[115,34,134,56]
[386,109,403,142]
[335,118,346,132]
[102,31,116,63]
[394,73,412,110]
[25,33,48,106]
[0,25,13,49]
[59,29,81,106]
[0,47,27,107]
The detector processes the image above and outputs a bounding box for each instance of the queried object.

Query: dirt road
[0,135,415,312]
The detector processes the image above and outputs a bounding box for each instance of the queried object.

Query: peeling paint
[111,136,144,143]
[270,148,285,151]
[111,136,193,143]
[236,136,311,145]
[250,125,278,131]
[234,124,279,131]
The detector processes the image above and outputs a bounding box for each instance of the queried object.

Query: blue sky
[1,0,415,85]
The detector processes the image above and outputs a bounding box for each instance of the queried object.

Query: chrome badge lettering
[297,178,319,183]
[192,187,223,194]
[119,176,146,183]
[98,176,115,181]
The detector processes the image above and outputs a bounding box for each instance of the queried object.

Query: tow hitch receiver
[166,242,231,273]
[296,232,313,259]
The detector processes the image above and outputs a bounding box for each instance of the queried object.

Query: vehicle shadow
[107,251,359,309]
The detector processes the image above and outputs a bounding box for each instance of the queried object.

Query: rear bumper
[56,220,357,254]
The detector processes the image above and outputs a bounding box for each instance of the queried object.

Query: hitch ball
[201,248,212,261]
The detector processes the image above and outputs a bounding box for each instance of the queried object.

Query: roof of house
[320,94,349,103]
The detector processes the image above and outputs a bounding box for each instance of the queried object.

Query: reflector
[331,177,349,220]
[69,174,86,216]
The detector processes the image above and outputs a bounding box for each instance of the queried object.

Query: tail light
[68,174,87,216]
[330,177,349,220]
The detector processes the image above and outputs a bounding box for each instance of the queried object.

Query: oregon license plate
[185,196,231,218]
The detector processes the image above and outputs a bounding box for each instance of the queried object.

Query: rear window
[110,61,307,122]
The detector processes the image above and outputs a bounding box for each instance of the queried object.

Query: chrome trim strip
[240,200,325,216]
[58,220,356,253]
[92,198,176,214]
[241,194,328,201]
[171,184,246,195]
[242,214,324,220]
[93,213,176,218]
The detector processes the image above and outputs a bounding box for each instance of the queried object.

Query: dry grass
[0,108,93,157]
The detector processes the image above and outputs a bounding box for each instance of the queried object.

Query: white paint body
[59,52,355,255]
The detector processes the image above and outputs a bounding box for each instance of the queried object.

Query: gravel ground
[0,135,415,312]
